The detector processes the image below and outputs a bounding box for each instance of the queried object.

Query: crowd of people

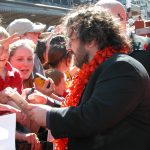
[0,0,150,150]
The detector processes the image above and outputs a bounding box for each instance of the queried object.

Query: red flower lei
[53,47,128,150]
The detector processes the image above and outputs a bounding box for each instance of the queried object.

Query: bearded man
[9,5,150,150]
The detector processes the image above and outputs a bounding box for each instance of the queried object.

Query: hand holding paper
[3,87,30,112]
[3,87,49,127]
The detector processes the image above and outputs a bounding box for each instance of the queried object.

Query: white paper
[0,113,16,150]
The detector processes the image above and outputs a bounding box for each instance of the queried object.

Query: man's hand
[16,111,28,126]
[26,104,52,127]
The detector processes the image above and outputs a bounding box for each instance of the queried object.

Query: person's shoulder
[100,54,132,70]
[107,53,133,63]
[103,53,145,71]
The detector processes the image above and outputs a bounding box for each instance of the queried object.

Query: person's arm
[49,93,65,102]
[0,34,20,50]
[23,88,62,107]
[14,59,148,138]
[46,96,62,107]
[46,60,147,138]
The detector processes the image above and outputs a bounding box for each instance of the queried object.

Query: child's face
[9,47,34,80]
[0,45,9,69]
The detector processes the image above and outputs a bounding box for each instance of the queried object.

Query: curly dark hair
[62,5,130,51]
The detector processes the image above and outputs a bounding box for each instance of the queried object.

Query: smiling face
[9,46,34,80]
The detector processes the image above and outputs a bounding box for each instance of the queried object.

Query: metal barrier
[15,0,82,7]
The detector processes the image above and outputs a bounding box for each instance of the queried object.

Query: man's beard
[73,44,89,68]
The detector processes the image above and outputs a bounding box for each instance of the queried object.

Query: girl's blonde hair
[9,39,36,59]
[9,39,36,89]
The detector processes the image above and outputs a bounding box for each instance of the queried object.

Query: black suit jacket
[47,54,150,150]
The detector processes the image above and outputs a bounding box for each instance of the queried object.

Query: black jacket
[47,54,150,150]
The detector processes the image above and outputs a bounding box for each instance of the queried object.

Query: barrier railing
[14,0,82,7]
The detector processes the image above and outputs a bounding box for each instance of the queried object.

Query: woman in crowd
[9,39,35,89]
[8,38,58,149]
[44,34,73,72]
[0,27,41,150]
[44,34,79,87]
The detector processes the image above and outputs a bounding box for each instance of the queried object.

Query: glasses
[65,35,79,51]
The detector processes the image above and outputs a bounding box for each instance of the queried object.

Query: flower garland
[53,47,128,150]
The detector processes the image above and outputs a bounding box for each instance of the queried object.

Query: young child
[0,26,22,104]
[45,68,67,97]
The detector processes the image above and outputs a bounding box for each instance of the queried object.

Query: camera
[34,73,50,88]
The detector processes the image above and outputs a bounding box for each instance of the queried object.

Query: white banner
[0,113,16,150]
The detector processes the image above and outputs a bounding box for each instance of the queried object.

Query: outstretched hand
[0,103,27,126]
[22,88,47,104]
[0,34,20,50]
[26,104,51,127]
